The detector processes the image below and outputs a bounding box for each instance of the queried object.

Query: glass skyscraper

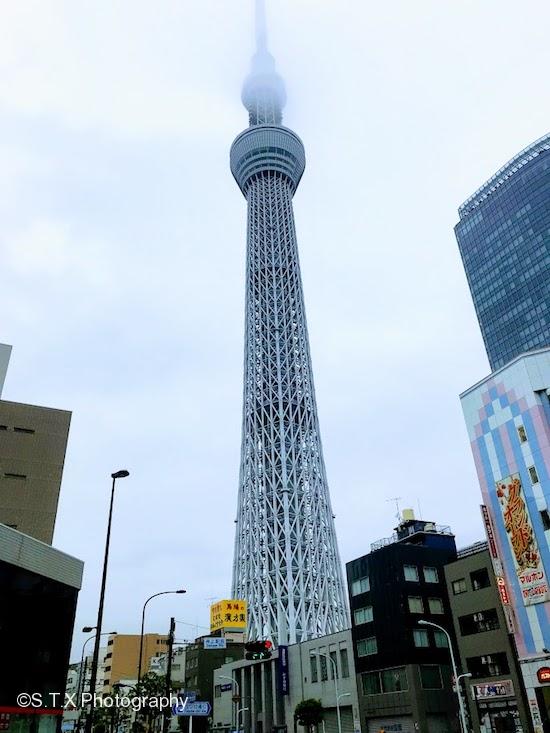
[455,133,550,371]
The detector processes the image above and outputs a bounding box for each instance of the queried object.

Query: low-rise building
[212,629,359,733]
[347,512,459,733]
[444,541,531,732]
[103,633,169,692]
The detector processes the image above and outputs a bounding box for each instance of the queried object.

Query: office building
[0,524,83,732]
[230,0,348,643]
[445,541,531,732]
[0,344,71,544]
[455,134,550,372]
[461,347,550,730]
[347,512,459,732]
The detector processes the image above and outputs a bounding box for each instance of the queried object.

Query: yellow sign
[210,599,247,632]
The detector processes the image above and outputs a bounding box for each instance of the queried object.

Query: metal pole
[419,620,469,733]
[218,675,240,730]
[163,617,176,733]
[85,475,117,733]
[237,707,249,733]
[314,654,341,733]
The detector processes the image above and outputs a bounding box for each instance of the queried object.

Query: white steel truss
[230,3,349,643]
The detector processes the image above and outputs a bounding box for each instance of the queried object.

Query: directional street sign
[172,701,211,717]
[204,637,227,649]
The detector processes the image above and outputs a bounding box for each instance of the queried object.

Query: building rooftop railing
[456,540,489,559]
[370,523,453,552]
[458,132,550,219]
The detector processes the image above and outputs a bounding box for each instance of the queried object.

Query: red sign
[537,667,550,684]
[481,505,499,559]
[496,576,510,605]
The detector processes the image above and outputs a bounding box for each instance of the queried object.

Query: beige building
[103,633,169,691]
[0,344,71,544]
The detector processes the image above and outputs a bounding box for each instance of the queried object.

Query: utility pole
[163,617,176,733]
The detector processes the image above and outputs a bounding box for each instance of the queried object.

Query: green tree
[294,699,324,733]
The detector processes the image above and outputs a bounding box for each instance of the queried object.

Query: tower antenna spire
[255,0,268,53]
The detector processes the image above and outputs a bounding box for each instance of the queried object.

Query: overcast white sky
[2,1,550,660]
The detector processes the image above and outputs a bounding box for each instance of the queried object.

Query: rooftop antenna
[387,497,402,524]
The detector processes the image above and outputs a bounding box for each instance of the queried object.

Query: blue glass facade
[455,134,550,371]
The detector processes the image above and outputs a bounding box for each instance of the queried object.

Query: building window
[354,606,373,625]
[361,672,381,695]
[420,665,443,689]
[470,568,491,590]
[428,598,444,614]
[361,668,408,695]
[517,425,528,443]
[413,629,429,648]
[541,510,550,531]
[4,473,27,480]
[14,426,35,434]
[310,655,318,683]
[357,637,377,657]
[424,567,439,583]
[404,564,419,582]
[330,650,338,679]
[380,667,408,693]
[466,653,510,678]
[214,685,221,698]
[459,608,500,635]
[407,596,424,614]
[528,465,540,485]
[351,576,370,595]
[340,648,349,678]
[434,630,448,648]
[452,578,467,594]
[320,654,328,680]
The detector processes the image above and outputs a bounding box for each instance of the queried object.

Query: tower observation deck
[230,0,349,644]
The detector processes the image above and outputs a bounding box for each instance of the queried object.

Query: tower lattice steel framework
[230,1,349,644]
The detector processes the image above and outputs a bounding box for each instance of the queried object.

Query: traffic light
[244,640,272,660]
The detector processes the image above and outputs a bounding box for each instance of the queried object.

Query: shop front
[472,680,523,733]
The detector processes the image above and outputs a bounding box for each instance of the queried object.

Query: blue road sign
[204,637,227,649]
[172,701,211,717]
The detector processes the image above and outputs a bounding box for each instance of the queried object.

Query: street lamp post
[78,631,117,715]
[84,469,129,733]
[419,620,470,733]
[218,675,240,731]
[237,707,249,733]
[311,653,343,733]
[137,589,186,688]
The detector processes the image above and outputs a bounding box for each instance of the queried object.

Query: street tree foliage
[294,699,324,732]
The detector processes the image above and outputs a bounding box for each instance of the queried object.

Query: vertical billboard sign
[277,645,289,695]
[496,474,550,605]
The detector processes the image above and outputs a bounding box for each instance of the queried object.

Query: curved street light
[137,589,186,687]
[419,619,470,733]
[310,652,344,733]
[218,675,240,730]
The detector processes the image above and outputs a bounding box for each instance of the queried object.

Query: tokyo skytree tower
[230,0,349,644]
